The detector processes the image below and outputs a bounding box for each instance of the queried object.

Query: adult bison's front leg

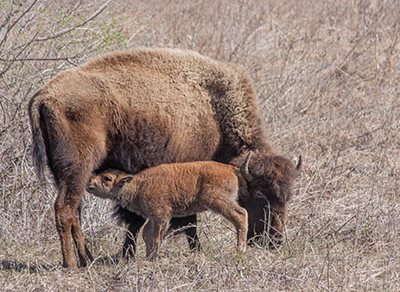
[170,215,201,252]
[115,205,147,258]
[122,211,147,258]
[54,184,92,269]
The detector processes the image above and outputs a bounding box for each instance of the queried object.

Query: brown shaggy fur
[232,151,301,245]
[28,48,299,269]
[87,162,249,257]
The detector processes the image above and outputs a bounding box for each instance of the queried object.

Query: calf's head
[86,169,133,199]
[236,151,301,247]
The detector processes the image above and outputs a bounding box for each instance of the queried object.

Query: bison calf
[86,156,254,258]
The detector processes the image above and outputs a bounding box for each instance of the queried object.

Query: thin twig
[0,0,39,49]
[0,31,39,76]
[0,56,79,62]
[35,0,110,42]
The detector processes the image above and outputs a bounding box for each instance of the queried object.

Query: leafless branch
[35,0,110,42]
[0,56,79,63]
[0,0,39,49]
[0,32,39,76]
[0,0,110,76]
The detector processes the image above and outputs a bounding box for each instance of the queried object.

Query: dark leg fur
[114,206,146,258]
[169,215,202,252]
[116,207,201,256]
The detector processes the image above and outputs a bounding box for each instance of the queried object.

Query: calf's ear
[119,176,133,187]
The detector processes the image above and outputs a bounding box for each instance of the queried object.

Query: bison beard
[28,48,299,269]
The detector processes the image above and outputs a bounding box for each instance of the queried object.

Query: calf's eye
[102,175,112,182]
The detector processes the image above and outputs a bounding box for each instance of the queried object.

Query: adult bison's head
[234,150,301,247]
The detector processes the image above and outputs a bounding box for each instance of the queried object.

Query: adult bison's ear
[118,176,133,187]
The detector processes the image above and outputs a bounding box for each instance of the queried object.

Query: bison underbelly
[97,112,221,174]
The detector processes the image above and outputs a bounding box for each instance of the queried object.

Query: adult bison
[28,48,300,269]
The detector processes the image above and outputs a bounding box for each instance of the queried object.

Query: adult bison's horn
[241,150,253,182]
[296,155,302,172]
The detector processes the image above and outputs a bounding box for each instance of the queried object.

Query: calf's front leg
[143,219,169,258]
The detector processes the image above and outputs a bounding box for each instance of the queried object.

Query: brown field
[1,0,399,291]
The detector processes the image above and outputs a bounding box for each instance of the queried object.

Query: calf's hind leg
[206,198,248,251]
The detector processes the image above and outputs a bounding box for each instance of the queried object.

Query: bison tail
[27,91,48,181]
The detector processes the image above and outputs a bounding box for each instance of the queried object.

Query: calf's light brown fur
[87,161,250,257]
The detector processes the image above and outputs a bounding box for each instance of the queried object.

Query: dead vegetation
[0,0,399,291]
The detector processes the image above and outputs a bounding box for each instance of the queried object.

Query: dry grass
[1,0,399,291]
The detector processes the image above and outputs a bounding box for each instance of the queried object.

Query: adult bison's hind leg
[72,201,94,266]
[54,185,78,268]
[53,169,94,269]
[35,98,104,268]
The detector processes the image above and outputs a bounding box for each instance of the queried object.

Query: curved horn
[296,155,302,171]
[241,151,253,182]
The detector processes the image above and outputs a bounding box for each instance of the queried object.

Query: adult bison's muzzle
[234,151,302,247]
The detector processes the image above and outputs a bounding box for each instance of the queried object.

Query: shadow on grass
[0,253,127,273]
[0,259,56,273]
[91,253,122,266]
